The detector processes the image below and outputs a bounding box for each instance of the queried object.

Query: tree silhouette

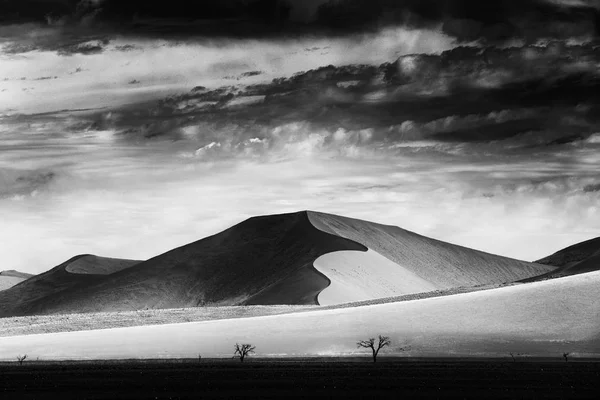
[509,352,524,363]
[16,355,27,365]
[357,335,391,362]
[234,343,255,362]
[563,352,570,362]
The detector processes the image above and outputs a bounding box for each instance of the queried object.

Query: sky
[1,0,600,273]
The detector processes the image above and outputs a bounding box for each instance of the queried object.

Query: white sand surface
[0,276,26,291]
[314,249,437,305]
[1,271,597,360]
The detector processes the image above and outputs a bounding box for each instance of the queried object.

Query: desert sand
[1,270,597,360]
[64,256,140,275]
[314,249,437,305]
[0,270,33,291]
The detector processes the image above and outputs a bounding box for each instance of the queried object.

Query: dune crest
[65,256,140,275]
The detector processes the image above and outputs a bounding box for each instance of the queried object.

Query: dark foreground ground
[1,359,599,399]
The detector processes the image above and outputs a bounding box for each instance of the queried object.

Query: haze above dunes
[0,211,557,317]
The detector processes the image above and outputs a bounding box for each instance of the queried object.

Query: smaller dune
[0,270,33,291]
[527,236,600,281]
[0,276,27,291]
[64,256,141,275]
[0,255,142,317]
[536,237,600,268]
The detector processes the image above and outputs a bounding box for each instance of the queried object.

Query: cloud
[0,26,454,114]
[1,0,598,43]
[1,14,599,276]
[79,42,599,149]
[583,183,600,192]
[314,0,600,43]
[0,168,58,199]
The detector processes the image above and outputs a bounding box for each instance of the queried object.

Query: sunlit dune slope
[0,255,140,317]
[0,211,556,316]
[1,271,597,360]
[308,211,554,304]
[0,270,34,291]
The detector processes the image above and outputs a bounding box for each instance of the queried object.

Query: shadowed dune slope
[1,271,598,360]
[0,212,366,317]
[0,255,141,317]
[526,236,600,281]
[0,270,34,291]
[308,211,555,291]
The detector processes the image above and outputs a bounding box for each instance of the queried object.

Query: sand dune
[526,236,600,281]
[64,256,140,275]
[1,271,597,360]
[0,211,556,316]
[536,236,600,268]
[0,270,33,291]
[0,255,141,317]
[314,249,437,305]
[0,212,365,317]
[308,211,554,301]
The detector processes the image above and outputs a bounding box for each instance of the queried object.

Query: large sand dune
[0,211,555,316]
[309,212,552,289]
[1,271,597,360]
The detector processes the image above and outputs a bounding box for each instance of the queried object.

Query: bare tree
[563,352,570,363]
[234,343,255,362]
[16,355,27,365]
[357,335,391,363]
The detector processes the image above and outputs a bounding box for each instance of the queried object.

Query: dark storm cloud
[41,42,596,150]
[584,183,600,192]
[317,0,600,41]
[0,0,598,43]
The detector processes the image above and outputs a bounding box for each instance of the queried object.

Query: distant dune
[1,271,597,360]
[0,211,556,317]
[536,236,600,267]
[0,270,34,291]
[525,236,600,281]
[0,255,140,317]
